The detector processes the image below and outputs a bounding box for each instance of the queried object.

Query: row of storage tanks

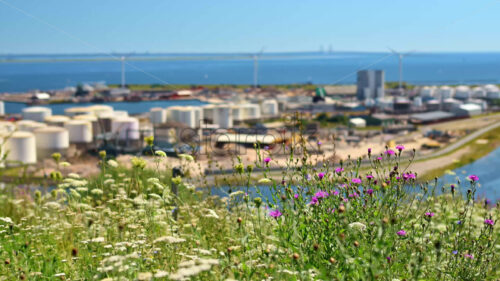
[0,105,143,165]
[419,85,500,100]
[1,100,280,165]
[148,100,279,129]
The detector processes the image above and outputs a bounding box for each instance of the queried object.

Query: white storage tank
[454,86,471,100]
[64,120,93,143]
[88,105,114,117]
[472,87,486,98]
[4,131,37,165]
[64,106,94,117]
[443,98,462,111]
[150,107,167,124]
[413,96,423,107]
[261,100,279,116]
[213,105,233,129]
[74,114,100,136]
[113,110,129,118]
[0,101,4,115]
[419,86,436,98]
[16,120,47,132]
[45,115,70,127]
[111,117,140,140]
[245,104,261,120]
[33,126,69,159]
[166,106,202,128]
[202,104,216,122]
[22,106,52,122]
[438,86,453,99]
[484,84,500,100]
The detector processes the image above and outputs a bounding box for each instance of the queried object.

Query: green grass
[0,143,499,280]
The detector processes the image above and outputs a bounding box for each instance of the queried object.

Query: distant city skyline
[0,0,499,54]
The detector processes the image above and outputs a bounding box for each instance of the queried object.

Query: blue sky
[0,0,499,54]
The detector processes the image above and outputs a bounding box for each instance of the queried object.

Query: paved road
[415,119,500,161]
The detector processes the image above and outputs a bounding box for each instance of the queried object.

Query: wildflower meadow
[0,139,499,280]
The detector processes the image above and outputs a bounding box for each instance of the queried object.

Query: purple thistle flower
[366,189,374,195]
[456,220,462,225]
[403,173,416,180]
[343,198,349,202]
[396,145,405,151]
[335,167,344,174]
[366,174,374,180]
[333,190,340,196]
[310,196,319,205]
[351,178,362,184]
[469,174,479,182]
[425,212,435,218]
[396,230,407,236]
[385,149,395,156]
[269,209,282,218]
[376,156,383,161]
[315,190,329,198]
[317,141,322,145]
[368,148,372,154]
[386,256,391,263]
[318,172,325,180]
[294,194,299,199]
[264,157,271,164]
[348,192,359,198]
[484,219,494,226]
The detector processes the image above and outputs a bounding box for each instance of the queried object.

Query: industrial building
[356,70,384,101]
[451,104,482,117]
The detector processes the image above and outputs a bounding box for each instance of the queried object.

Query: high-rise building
[356,70,385,101]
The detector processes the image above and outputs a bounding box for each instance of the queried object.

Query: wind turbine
[252,47,266,88]
[120,56,126,88]
[388,48,416,91]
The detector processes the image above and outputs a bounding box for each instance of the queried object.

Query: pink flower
[376,156,383,161]
[269,209,282,218]
[403,173,416,180]
[318,172,325,180]
[348,192,359,198]
[396,230,407,236]
[351,178,362,184]
[366,174,374,180]
[264,157,271,164]
[310,196,319,205]
[366,189,374,195]
[396,145,405,151]
[468,175,479,182]
[385,149,395,155]
[294,194,299,199]
[335,167,344,174]
[425,212,435,218]
[368,148,372,154]
[315,190,329,198]
[484,219,494,226]
[333,190,340,196]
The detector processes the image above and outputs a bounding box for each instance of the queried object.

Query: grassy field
[0,142,498,280]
